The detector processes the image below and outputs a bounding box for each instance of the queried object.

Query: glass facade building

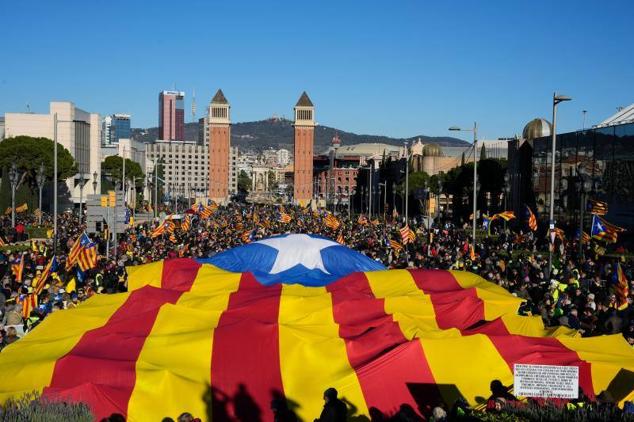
[111,114,131,144]
[529,122,634,231]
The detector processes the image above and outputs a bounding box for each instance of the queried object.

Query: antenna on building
[192,89,197,122]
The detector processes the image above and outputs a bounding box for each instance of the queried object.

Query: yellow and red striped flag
[400,225,414,245]
[389,239,403,253]
[181,215,192,232]
[21,293,38,318]
[615,263,629,310]
[15,203,28,213]
[324,214,341,230]
[494,211,516,221]
[336,232,345,245]
[357,214,368,226]
[0,236,6,247]
[0,242,632,421]
[278,212,292,224]
[78,245,98,272]
[11,252,26,282]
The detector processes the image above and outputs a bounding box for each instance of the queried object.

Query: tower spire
[192,89,196,123]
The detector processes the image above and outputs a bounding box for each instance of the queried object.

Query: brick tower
[208,89,231,204]
[293,91,315,205]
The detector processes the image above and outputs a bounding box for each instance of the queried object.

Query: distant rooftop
[161,90,185,97]
[295,91,313,107]
[595,104,634,128]
[211,89,229,104]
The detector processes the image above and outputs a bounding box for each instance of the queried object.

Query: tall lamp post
[404,141,410,224]
[77,173,89,224]
[92,171,98,195]
[503,173,511,231]
[548,93,572,277]
[575,166,591,260]
[436,179,443,221]
[449,122,478,254]
[36,162,46,225]
[9,163,20,228]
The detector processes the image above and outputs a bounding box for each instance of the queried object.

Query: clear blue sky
[2,0,632,140]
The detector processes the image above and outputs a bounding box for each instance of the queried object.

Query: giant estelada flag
[1,234,634,421]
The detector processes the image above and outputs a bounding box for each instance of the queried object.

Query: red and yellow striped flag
[0,253,633,421]
[336,232,345,245]
[324,214,341,230]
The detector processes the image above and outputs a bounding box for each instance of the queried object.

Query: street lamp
[9,163,19,228]
[36,162,46,225]
[503,173,511,231]
[575,166,591,259]
[404,141,410,224]
[92,171,98,195]
[77,172,89,224]
[450,122,478,254]
[436,179,443,221]
[548,93,572,277]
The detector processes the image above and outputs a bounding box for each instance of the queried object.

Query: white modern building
[145,141,238,201]
[276,148,290,166]
[4,101,102,204]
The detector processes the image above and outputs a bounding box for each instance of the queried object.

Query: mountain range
[131,118,469,152]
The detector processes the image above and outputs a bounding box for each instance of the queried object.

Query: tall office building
[101,116,112,146]
[208,89,231,204]
[293,92,315,205]
[102,114,131,146]
[159,90,185,141]
[111,114,131,144]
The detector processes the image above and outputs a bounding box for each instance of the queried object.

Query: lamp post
[404,141,410,224]
[575,166,591,260]
[503,173,510,231]
[378,182,387,222]
[9,163,19,228]
[436,179,443,221]
[449,122,478,254]
[36,162,46,225]
[92,171,98,195]
[77,172,88,225]
[548,93,572,278]
[368,163,373,218]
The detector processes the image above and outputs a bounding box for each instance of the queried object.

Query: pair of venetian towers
[207,90,315,206]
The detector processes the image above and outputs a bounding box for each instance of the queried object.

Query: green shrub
[0,393,93,422]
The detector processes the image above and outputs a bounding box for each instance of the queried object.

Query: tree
[237,170,252,193]
[0,136,77,190]
[101,156,144,188]
[460,152,465,167]
[268,170,279,192]
[480,144,487,160]
[0,136,77,210]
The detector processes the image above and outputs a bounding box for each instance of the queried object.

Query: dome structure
[523,118,552,140]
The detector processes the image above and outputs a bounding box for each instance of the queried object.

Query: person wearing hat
[314,387,347,422]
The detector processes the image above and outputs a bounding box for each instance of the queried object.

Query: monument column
[293,92,315,205]
[208,89,231,204]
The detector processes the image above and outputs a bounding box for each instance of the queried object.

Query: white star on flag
[255,234,337,275]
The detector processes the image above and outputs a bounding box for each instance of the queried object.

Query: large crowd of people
[1,203,633,349]
[0,203,633,420]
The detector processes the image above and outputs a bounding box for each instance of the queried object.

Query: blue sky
[1,0,632,140]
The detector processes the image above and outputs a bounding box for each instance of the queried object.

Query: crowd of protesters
[0,202,632,352]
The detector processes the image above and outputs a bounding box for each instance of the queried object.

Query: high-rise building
[293,92,315,205]
[102,114,131,146]
[208,89,231,204]
[198,116,209,146]
[159,90,185,141]
[4,101,101,205]
[111,114,131,144]
[101,116,112,146]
